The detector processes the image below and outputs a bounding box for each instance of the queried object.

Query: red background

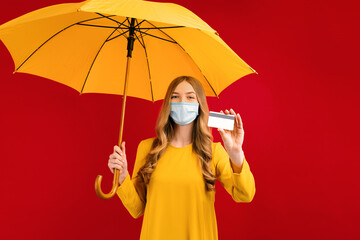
[1,0,359,239]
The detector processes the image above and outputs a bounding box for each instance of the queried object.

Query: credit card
[207,111,235,130]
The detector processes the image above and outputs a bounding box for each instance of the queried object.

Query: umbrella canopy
[0,0,256,102]
[0,0,257,199]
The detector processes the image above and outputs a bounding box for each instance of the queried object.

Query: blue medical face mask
[170,102,199,126]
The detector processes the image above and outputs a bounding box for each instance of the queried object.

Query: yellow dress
[117,137,255,240]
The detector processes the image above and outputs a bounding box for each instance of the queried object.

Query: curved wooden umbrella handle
[95,169,120,200]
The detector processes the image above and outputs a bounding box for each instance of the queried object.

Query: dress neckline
[169,142,192,149]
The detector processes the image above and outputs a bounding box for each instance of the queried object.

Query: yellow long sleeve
[116,140,149,218]
[213,142,256,203]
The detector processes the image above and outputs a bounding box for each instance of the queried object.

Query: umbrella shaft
[127,18,136,57]
[118,56,131,145]
[120,18,135,143]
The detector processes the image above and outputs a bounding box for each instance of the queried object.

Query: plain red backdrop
[0,0,359,239]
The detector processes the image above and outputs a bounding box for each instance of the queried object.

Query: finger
[120,141,126,155]
[109,160,123,167]
[114,145,125,156]
[220,110,224,114]
[114,145,120,153]
[113,145,124,157]
[108,164,117,174]
[218,128,225,137]
[110,153,122,161]
[111,157,126,166]
[224,109,230,115]
[112,167,124,173]
[237,113,244,129]
[109,163,124,171]
[229,108,236,115]
[234,114,240,129]
[109,159,123,165]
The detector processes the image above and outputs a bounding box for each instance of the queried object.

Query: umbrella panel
[4,14,213,101]
[1,7,255,101]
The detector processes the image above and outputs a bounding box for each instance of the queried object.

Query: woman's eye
[171,96,178,99]
[188,96,194,99]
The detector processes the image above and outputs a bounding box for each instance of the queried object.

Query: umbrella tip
[249,67,258,75]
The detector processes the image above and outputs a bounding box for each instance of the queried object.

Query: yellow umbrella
[0,0,257,199]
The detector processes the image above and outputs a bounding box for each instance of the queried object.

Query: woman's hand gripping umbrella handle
[95,142,128,200]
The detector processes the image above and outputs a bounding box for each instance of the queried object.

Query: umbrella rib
[135,19,154,102]
[14,15,117,72]
[133,20,145,49]
[102,17,130,42]
[144,20,219,98]
[77,16,129,30]
[133,31,145,49]
[107,30,129,42]
[111,18,129,41]
[76,23,128,29]
[135,19,146,29]
[95,13,129,28]
[80,26,122,94]
[136,30,177,44]
[139,26,185,30]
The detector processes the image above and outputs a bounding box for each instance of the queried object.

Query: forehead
[173,81,195,93]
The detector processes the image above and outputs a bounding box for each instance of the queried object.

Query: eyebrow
[172,91,196,94]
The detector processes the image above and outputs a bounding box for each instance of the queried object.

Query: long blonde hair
[138,76,216,191]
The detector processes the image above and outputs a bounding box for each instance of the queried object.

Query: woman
[108,76,255,240]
